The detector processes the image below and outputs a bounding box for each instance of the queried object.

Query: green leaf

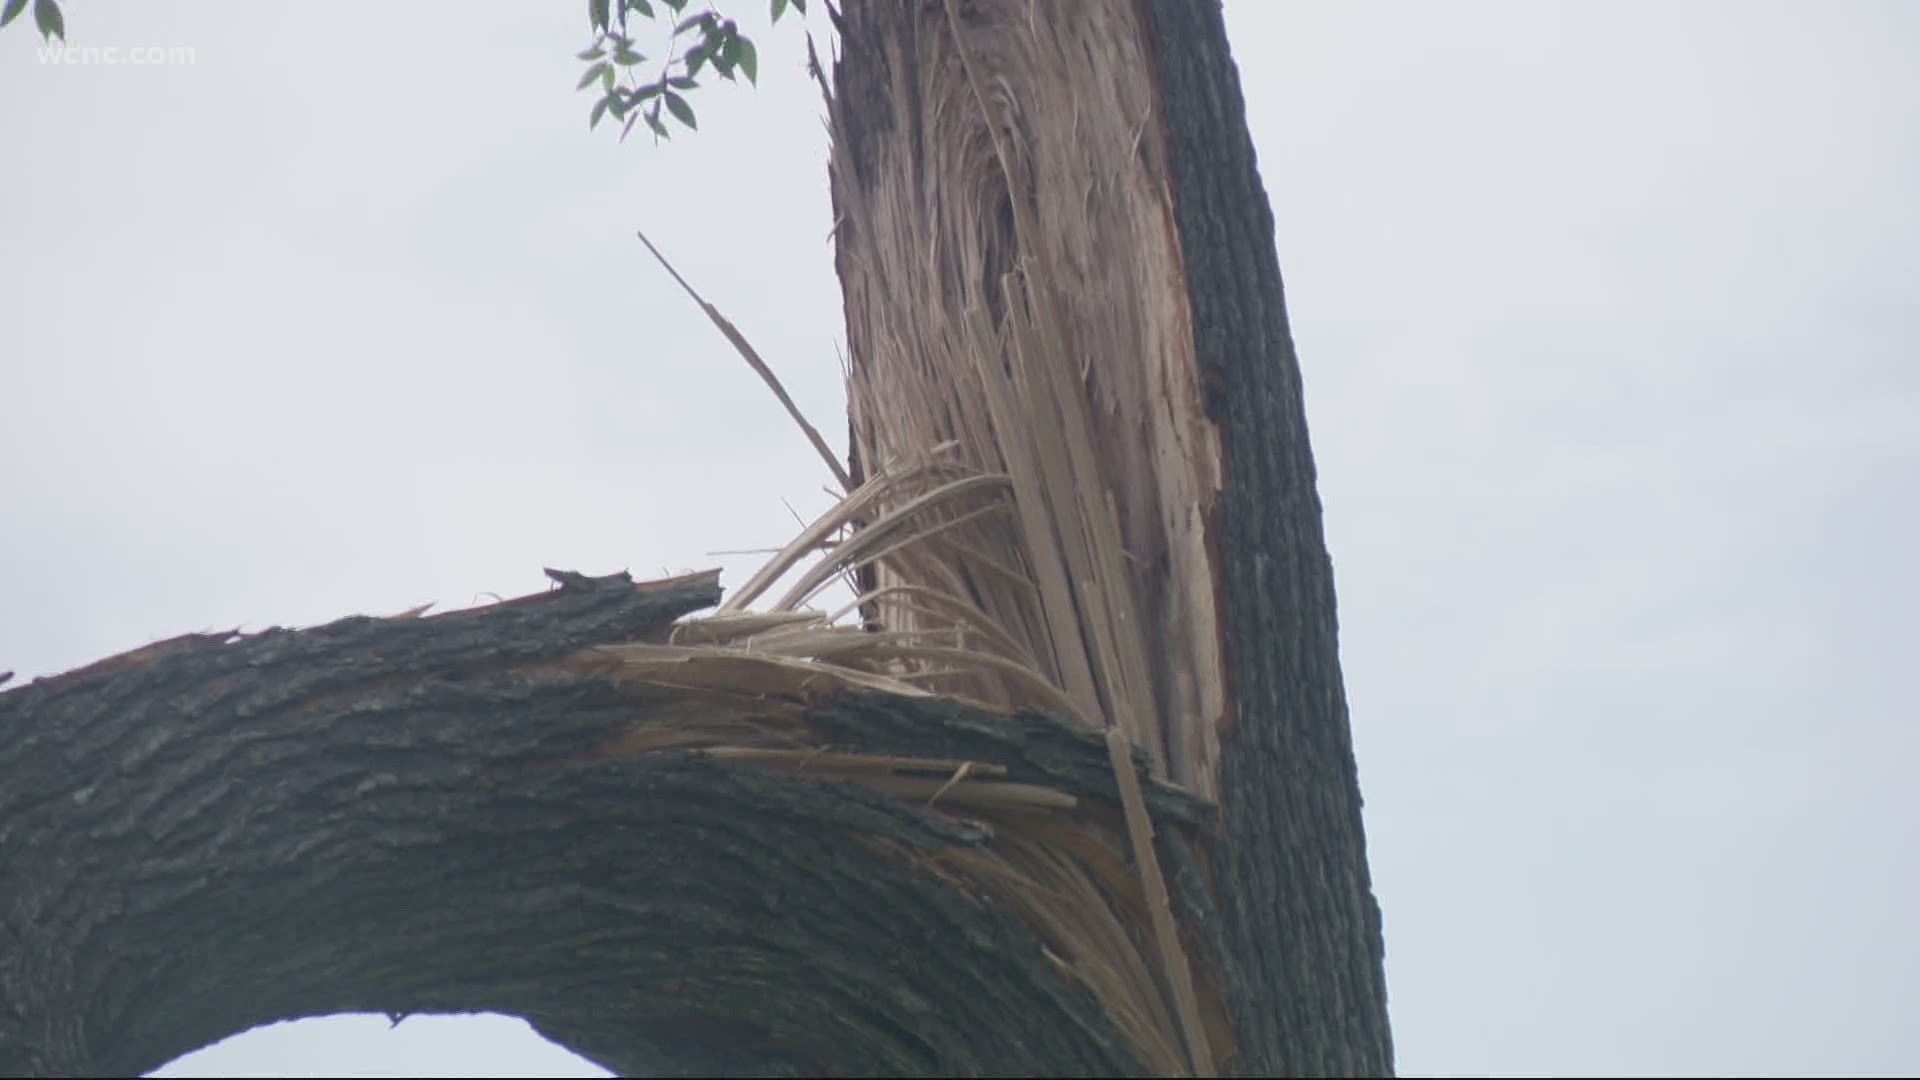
[589,0,611,31]
[672,12,710,35]
[634,82,664,101]
[664,90,696,130]
[646,107,672,139]
[686,46,709,79]
[625,0,655,16]
[718,33,743,80]
[576,61,612,91]
[793,0,806,10]
[664,0,688,11]
[1,0,30,30]
[601,64,616,92]
[590,96,611,130]
[576,45,606,61]
[736,35,758,84]
[613,46,646,66]
[667,74,698,90]
[32,0,61,40]
[622,108,645,142]
[770,0,788,21]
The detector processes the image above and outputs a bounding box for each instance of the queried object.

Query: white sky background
[1,1,1914,1076]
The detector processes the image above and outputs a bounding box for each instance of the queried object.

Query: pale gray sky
[2,1,1915,1077]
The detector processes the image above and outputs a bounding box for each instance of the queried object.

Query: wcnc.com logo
[36,43,195,65]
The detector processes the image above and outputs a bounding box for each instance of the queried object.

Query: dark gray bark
[1137,2,1394,1073]
[0,572,1201,1077]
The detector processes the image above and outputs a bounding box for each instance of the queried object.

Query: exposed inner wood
[829,0,1227,805]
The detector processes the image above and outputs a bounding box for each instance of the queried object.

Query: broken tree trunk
[830,0,1392,1073]
[0,2,1389,1076]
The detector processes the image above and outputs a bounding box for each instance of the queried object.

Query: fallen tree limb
[0,569,1216,1077]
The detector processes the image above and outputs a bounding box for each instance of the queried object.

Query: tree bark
[0,570,1208,1077]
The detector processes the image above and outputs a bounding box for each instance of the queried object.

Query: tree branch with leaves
[578,0,806,141]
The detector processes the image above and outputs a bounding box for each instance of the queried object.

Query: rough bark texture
[0,572,1204,1077]
[1137,2,1393,1073]
[830,0,1392,1073]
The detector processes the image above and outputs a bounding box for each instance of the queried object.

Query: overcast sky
[3,1,1915,1077]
